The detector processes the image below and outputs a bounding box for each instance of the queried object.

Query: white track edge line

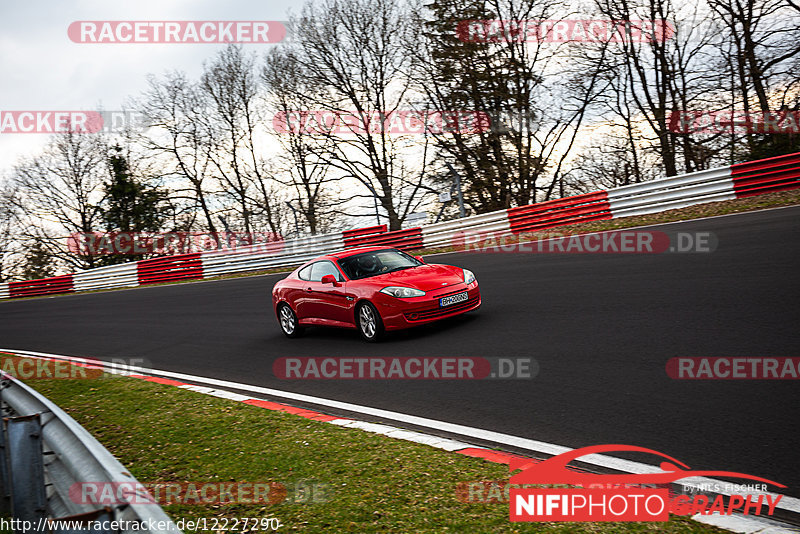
[693,511,800,533]
[4,348,798,517]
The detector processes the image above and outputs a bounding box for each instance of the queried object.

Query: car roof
[328,246,397,260]
[295,247,400,271]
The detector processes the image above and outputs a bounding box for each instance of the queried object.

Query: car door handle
[306,287,313,292]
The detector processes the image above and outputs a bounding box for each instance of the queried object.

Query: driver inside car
[356,254,380,277]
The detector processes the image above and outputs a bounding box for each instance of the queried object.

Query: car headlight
[380,286,426,298]
[463,269,476,285]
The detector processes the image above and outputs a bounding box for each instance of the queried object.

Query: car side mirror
[321,274,338,285]
[414,256,425,263]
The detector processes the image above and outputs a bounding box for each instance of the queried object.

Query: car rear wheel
[356,301,384,342]
[278,303,304,338]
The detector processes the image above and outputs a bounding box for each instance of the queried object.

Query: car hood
[359,263,465,291]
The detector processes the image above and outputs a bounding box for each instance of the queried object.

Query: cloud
[0,0,294,174]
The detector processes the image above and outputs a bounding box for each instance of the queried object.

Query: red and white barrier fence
[507,190,611,233]
[1,152,798,300]
[732,153,800,197]
[606,166,734,218]
[7,274,75,299]
[73,262,139,292]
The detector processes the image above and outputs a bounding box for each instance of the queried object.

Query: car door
[300,261,352,325]
[287,263,315,320]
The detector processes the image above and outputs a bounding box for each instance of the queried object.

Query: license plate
[440,291,468,307]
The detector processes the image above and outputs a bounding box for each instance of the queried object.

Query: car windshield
[337,249,421,280]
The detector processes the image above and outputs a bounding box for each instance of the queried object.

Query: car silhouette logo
[509,444,785,488]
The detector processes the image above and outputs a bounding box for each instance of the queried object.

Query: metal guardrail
[0,152,798,300]
[200,233,348,277]
[73,263,140,293]
[507,191,611,233]
[0,371,180,533]
[732,152,800,197]
[605,166,735,218]
[4,276,76,299]
[342,227,423,249]
[420,210,511,249]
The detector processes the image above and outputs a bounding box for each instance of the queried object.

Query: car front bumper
[374,282,481,330]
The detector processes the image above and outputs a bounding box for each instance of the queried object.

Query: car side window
[309,261,342,282]
[297,264,314,281]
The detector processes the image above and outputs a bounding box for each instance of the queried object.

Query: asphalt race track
[2,207,799,496]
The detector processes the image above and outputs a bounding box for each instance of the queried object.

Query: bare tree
[594,0,725,175]
[566,128,662,192]
[263,48,344,234]
[708,0,800,159]
[582,64,651,185]
[409,0,612,211]
[0,183,23,281]
[138,72,220,237]
[11,132,108,270]
[201,45,287,236]
[286,0,432,230]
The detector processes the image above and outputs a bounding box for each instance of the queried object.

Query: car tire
[356,301,384,342]
[277,303,304,338]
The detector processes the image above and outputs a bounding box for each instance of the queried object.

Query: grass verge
[7,357,729,534]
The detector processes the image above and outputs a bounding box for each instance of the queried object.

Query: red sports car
[272,246,480,341]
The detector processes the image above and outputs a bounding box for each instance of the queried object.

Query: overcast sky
[0,0,297,175]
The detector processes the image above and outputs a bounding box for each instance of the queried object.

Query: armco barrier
[1,152,797,300]
[8,274,74,298]
[732,152,800,197]
[200,232,345,277]
[342,225,387,247]
[342,227,423,250]
[606,166,734,218]
[507,191,611,233]
[0,368,180,533]
[420,210,511,249]
[73,261,140,292]
[137,253,203,285]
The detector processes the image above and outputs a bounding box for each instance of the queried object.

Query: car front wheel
[356,301,384,342]
[278,303,304,338]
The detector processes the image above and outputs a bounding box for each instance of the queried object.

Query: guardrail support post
[6,413,47,524]
[0,390,10,516]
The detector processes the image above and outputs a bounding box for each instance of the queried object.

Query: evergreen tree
[99,146,170,265]
[417,0,545,212]
[21,240,55,280]
[745,107,800,161]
